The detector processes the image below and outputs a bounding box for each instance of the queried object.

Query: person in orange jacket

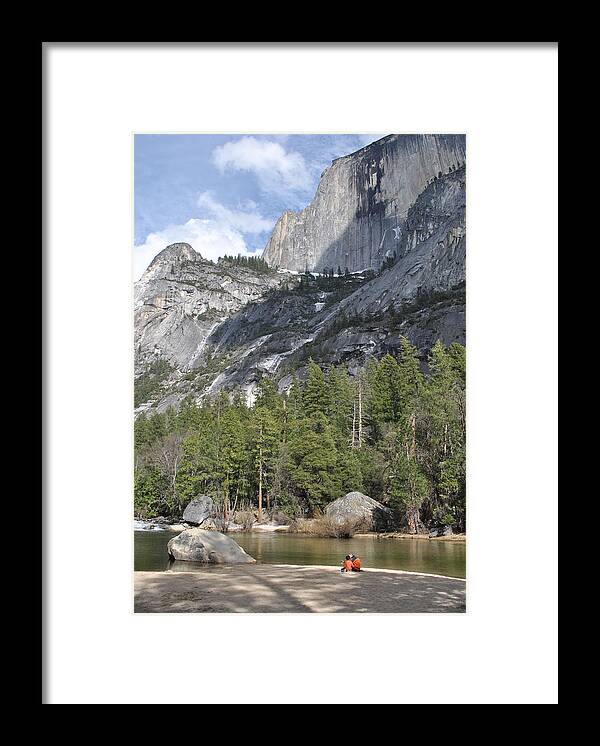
[350,554,362,571]
[340,555,354,572]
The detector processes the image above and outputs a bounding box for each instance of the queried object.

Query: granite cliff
[262,134,465,273]
[134,244,287,374]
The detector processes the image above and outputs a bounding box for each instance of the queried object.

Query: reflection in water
[135,529,466,578]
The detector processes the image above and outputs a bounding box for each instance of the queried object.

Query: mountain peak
[148,242,201,270]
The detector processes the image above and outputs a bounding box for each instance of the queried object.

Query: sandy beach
[134,564,466,613]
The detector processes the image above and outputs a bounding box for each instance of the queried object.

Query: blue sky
[134,134,382,278]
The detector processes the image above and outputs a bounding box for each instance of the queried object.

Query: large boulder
[182,496,215,525]
[167,529,256,564]
[325,491,393,532]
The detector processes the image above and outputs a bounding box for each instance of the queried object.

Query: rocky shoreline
[134,517,290,533]
[356,532,466,542]
[135,517,466,542]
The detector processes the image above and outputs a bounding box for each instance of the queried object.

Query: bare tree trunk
[258,458,263,522]
[358,377,363,448]
[282,398,288,441]
[231,488,239,518]
[172,455,178,510]
[257,424,263,522]
[407,506,422,534]
[458,391,466,440]
[351,401,357,448]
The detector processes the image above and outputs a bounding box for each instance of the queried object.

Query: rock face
[332,166,465,317]
[134,243,287,374]
[263,134,465,273]
[182,496,215,526]
[196,166,465,398]
[325,491,393,532]
[166,528,256,564]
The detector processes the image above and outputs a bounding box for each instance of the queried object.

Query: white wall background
[44,43,558,704]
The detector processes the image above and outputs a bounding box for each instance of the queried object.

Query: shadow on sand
[134,564,466,613]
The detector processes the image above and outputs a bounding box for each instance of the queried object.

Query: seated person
[340,554,354,572]
[350,554,362,571]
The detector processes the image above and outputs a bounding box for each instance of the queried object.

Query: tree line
[134,338,466,533]
[218,254,273,274]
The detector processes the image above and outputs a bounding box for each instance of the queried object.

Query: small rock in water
[428,525,453,538]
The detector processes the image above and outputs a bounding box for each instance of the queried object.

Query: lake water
[134,527,466,578]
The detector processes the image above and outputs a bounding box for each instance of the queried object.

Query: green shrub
[134,359,173,407]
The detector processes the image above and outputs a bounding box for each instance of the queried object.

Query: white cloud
[134,218,254,280]
[135,192,278,279]
[197,191,275,234]
[212,136,312,194]
[134,137,385,279]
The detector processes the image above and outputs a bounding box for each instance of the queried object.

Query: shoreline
[134,564,466,613]
[135,518,466,542]
[355,532,466,542]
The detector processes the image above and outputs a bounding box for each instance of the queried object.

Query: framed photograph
[44,42,558,704]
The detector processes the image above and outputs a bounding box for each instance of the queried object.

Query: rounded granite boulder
[167,528,256,564]
[182,496,215,526]
[324,491,393,532]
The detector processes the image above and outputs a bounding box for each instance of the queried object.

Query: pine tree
[302,359,329,417]
[447,341,466,382]
[176,417,220,504]
[289,412,340,512]
[250,405,279,519]
[164,406,178,434]
[336,448,363,494]
[368,354,403,430]
[217,406,247,515]
[390,449,429,534]
[134,413,150,448]
[178,396,202,431]
[287,375,303,420]
[270,440,296,515]
[326,366,354,446]
[350,372,366,449]
[255,376,281,412]
[422,340,466,530]
[148,412,167,442]
[134,467,169,518]
[397,337,424,402]
[396,337,425,453]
